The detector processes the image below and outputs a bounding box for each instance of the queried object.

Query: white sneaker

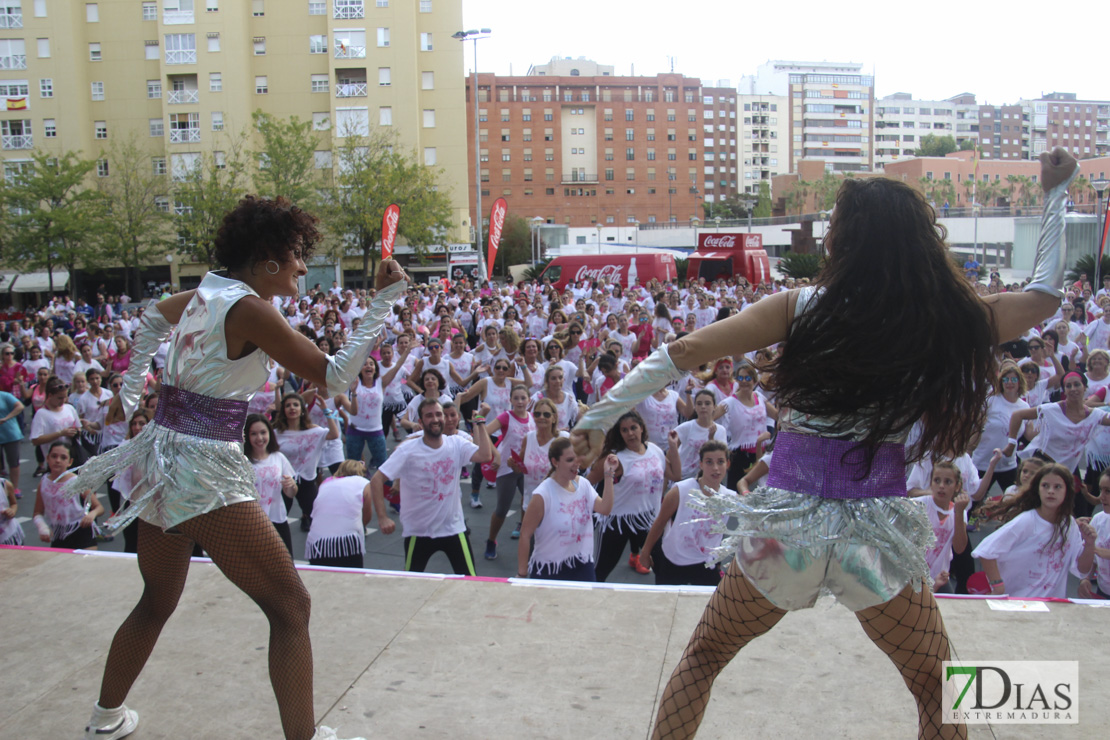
[312,726,367,740]
[83,703,138,740]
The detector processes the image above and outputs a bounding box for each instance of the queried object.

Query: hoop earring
[265,260,280,275]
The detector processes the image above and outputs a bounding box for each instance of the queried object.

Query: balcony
[334,41,366,59]
[336,82,367,98]
[0,11,22,28]
[2,134,32,150]
[167,89,199,104]
[561,173,598,184]
[163,10,194,24]
[0,54,26,70]
[334,2,364,19]
[165,50,197,65]
[169,128,200,144]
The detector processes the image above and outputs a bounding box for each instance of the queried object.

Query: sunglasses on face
[494,365,510,371]
[534,411,553,418]
[1001,377,1020,383]
[736,375,754,381]
[1021,367,1039,374]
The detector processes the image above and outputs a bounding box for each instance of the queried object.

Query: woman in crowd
[482,384,536,560]
[530,365,579,431]
[399,369,453,433]
[972,361,1029,494]
[33,440,101,550]
[53,334,80,384]
[516,398,569,540]
[244,412,297,555]
[378,339,414,442]
[713,361,777,490]
[669,389,729,481]
[306,460,374,569]
[274,391,340,532]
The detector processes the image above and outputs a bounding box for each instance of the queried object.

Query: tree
[493,214,534,275]
[777,252,822,279]
[919,176,955,208]
[1067,254,1110,286]
[1071,175,1092,208]
[702,193,754,221]
[96,134,174,298]
[785,180,811,215]
[915,134,958,157]
[4,150,107,296]
[172,132,251,267]
[324,126,453,289]
[753,181,772,218]
[812,171,842,211]
[251,110,322,209]
[958,139,976,151]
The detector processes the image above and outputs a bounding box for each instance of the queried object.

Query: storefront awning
[10,270,70,293]
[0,273,16,292]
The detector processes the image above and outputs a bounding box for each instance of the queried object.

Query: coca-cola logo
[744,234,762,249]
[488,201,507,247]
[381,204,400,258]
[702,234,737,249]
[575,264,625,283]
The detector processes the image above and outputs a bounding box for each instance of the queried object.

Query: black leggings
[309,552,363,569]
[650,541,722,586]
[403,532,476,575]
[284,477,318,522]
[273,520,293,558]
[594,521,648,582]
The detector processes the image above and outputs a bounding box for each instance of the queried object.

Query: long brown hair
[982,463,1076,549]
[769,177,996,471]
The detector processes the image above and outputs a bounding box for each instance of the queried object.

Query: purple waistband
[766,431,906,500]
[154,385,248,443]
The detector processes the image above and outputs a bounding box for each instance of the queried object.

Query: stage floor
[1,547,1104,739]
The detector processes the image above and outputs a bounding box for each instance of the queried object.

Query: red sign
[486,197,508,280]
[696,232,762,251]
[381,203,400,260]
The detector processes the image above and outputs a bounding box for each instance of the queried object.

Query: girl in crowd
[530,365,579,431]
[974,463,1096,598]
[33,441,101,549]
[456,359,523,499]
[306,460,374,569]
[53,334,80,384]
[378,339,414,442]
[912,461,970,593]
[543,339,580,398]
[482,384,536,560]
[713,361,777,490]
[587,410,666,580]
[0,474,22,545]
[669,389,729,480]
[1078,470,1110,599]
[108,335,132,374]
[399,369,453,432]
[274,392,340,532]
[517,398,569,539]
[519,338,545,396]
[244,413,298,557]
[637,379,692,454]
[972,361,1029,493]
[341,356,396,471]
[106,409,153,554]
[641,440,732,586]
[30,376,82,469]
[699,358,737,405]
[517,438,617,581]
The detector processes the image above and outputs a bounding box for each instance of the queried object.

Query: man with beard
[371,398,492,575]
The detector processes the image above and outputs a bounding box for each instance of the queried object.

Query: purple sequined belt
[766,431,907,500]
[154,385,249,443]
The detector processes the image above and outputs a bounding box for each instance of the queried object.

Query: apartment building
[738,93,789,195]
[977,103,1031,161]
[464,58,737,229]
[874,92,982,169]
[0,0,470,287]
[1024,92,1110,160]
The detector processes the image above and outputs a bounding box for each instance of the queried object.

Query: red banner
[486,198,507,280]
[381,203,400,260]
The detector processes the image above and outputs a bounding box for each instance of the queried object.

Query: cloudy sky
[461,0,1104,105]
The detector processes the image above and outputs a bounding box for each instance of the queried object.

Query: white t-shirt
[915,494,968,580]
[637,390,681,448]
[905,455,981,498]
[972,395,1029,472]
[972,509,1088,598]
[528,475,599,576]
[674,420,729,479]
[1091,510,1110,587]
[607,444,666,529]
[378,434,479,538]
[661,479,730,568]
[274,427,330,481]
[306,474,369,560]
[251,452,295,523]
[719,394,767,451]
[349,380,384,433]
[30,404,81,458]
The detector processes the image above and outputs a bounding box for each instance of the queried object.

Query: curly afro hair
[213,195,321,271]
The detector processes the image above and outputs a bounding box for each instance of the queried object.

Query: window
[149,118,164,137]
[153,157,167,175]
[312,150,332,170]
[424,148,436,166]
[306,34,326,53]
[379,106,391,125]
[377,27,389,47]
[145,40,159,60]
[209,72,222,91]
[545,149,553,161]
[143,2,156,20]
[252,0,264,16]
[211,111,223,131]
[312,112,330,130]
[155,197,169,213]
[647,149,655,160]
[311,74,328,93]
[419,32,432,51]
[522,129,531,142]
[0,119,31,149]
[43,118,55,137]
[91,81,104,100]
[31,37,47,59]
[378,67,390,86]
[89,42,101,61]
[39,78,52,97]
[419,0,431,10]
[335,0,364,18]
[544,111,553,121]
[421,71,434,90]
[423,109,435,128]
[97,159,109,178]
[334,106,369,137]
[207,0,219,9]
[165,33,196,64]
[523,149,532,162]
[626,148,635,160]
[93,121,107,139]
[253,37,265,55]
[255,76,267,94]
[502,152,510,161]
[147,80,161,98]
[375,0,387,5]
[309,1,324,14]
[86,3,98,22]
[207,32,220,52]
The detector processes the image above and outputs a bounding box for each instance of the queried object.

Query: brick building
[464,58,738,229]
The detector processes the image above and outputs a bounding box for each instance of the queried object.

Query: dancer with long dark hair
[573,149,1079,739]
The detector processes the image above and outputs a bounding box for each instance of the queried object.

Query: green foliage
[702,193,755,221]
[172,131,251,267]
[777,251,822,279]
[753,181,772,218]
[3,150,107,294]
[521,261,547,282]
[493,215,536,276]
[920,176,956,207]
[958,139,976,151]
[915,134,958,158]
[1067,254,1110,285]
[673,257,689,281]
[812,172,842,211]
[251,110,321,209]
[323,126,453,289]
[96,134,174,298]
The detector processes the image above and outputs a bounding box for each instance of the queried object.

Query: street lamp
[596,224,603,255]
[631,220,640,253]
[530,216,544,265]
[714,216,721,232]
[1093,178,1109,284]
[740,196,758,233]
[453,28,492,281]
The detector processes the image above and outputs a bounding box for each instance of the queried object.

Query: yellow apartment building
[0,0,470,294]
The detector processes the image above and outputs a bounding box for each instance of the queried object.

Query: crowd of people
[1,250,1105,600]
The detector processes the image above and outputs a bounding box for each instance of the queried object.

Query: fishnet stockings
[97,503,316,740]
[856,584,967,739]
[652,560,786,739]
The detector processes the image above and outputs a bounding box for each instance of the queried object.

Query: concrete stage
[1,547,1104,739]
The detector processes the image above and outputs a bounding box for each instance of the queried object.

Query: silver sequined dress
[69,273,269,531]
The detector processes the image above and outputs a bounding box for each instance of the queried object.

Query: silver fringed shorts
[692,432,935,612]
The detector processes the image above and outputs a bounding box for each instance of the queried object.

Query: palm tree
[1005,174,1020,213]
[1071,175,1092,210]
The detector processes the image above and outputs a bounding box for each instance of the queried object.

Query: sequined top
[164,272,272,400]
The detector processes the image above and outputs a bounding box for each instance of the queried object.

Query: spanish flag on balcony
[6,97,27,110]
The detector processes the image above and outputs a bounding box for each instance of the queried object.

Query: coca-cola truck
[538,253,677,292]
[686,233,770,285]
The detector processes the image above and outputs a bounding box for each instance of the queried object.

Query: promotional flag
[381,203,400,260]
[486,197,507,280]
